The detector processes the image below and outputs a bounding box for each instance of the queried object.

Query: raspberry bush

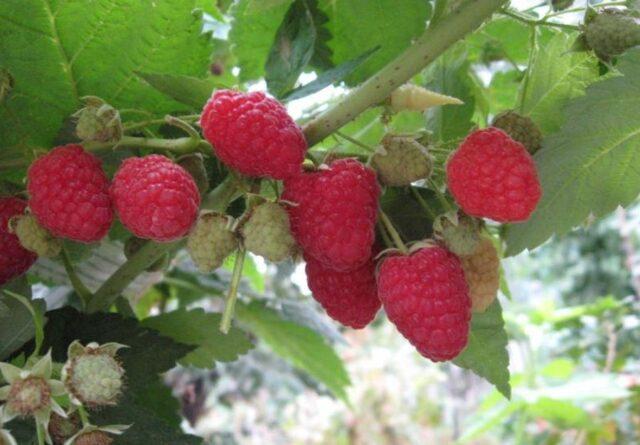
[1,0,639,443]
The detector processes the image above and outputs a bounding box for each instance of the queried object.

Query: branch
[302,0,508,146]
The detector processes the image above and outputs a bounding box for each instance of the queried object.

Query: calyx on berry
[62,341,127,407]
[63,424,129,445]
[73,96,122,143]
[371,134,433,186]
[49,411,82,445]
[433,211,482,256]
[0,351,66,426]
[10,213,62,258]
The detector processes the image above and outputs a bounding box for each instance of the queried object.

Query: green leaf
[2,290,45,357]
[319,0,430,85]
[424,47,476,142]
[265,0,317,97]
[520,32,599,134]
[282,46,378,101]
[505,49,640,255]
[381,187,445,242]
[137,72,220,110]
[236,301,351,401]
[229,0,295,81]
[0,280,44,361]
[0,0,213,165]
[466,17,536,65]
[142,308,254,368]
[526,398,591,429]
[453,300,511,399]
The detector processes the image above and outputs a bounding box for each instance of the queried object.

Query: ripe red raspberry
[282,159,380,271]
[378,246,471,362]
[446,128,541,223]
[200,89,307,180]
[27,145,113,242]
[305,254,381,329]
[111,155,200,242]
[0,197,37,285]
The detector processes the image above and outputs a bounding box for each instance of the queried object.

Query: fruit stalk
[302,0,508,146]
[84,135,209,155]
[220,247,246,334]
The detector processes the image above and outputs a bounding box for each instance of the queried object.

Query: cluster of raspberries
[2,88,541,363]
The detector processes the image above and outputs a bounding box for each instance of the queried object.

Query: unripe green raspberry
[584,9,640,61]
[74,96,122,143]
[10,214,62,258]
[177,153,209,194]
[124,236,169,272]
[49,412,81,445]
[73,431,113,445]
[433,212,482,256]
[62,341,125,407]
[241,202,296,262]
[187,212,238,272]
[492,111,542,155]
[371,134,433,186]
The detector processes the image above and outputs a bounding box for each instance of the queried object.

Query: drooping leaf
[229,0,295,81]
[265,0,318,97]
[136,73,221,110]
[0,278,44,361]
[319,0,430,85]
[142,308,254,368]
[453,300,511,399]
[506,49,640,255]
[236,301,351,401]
[520,32,599,134]
[0,0,213,167]
[424,47,477,142]
[283,46,378,102]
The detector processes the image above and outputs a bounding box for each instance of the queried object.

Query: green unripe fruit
[187,212,238,272]
[584,9,640,61]
[177,153,209,194]
[49,412,81,445]
[492,110,543,155]
[63,343,125,407]
[74,96,122,143]
[433,212,482,256]
[241,202,296,263]
[73,431,113,445]
[124,236,169,272]
[371,134,433,186]
[10,214,62,257]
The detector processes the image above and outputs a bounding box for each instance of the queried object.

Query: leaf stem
[84,135,209,156]
[220,247,246,334]
[302,0,508,146]
[379,211,408,253]
[60,247,93,310]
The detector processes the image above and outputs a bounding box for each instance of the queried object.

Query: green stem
[61,247,93,309]
[302,0,508,146]
[430,0,449,27]
[335,130,376,152]
[78,405,90,427]
[428,179,453,211]
[500,8,581,30]
[377,220,394,249]
[220,247,246,334]
[164,115,201,140]
[124,114,200,132]
[84,135,209,155]
[379,211,408,253]
[518,26,538,114]
[36,422,45,445]
[410,187,437,220]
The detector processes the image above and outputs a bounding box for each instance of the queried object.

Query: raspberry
[282,159,380,271]
[491,110,542,155]
[433,212,481,256]
[200,89,307,180]
[584,9,640,61]
[27,145,113,243]
[74,431,113,445]
[49,412,81,445]
[187,212,238,272]
[371,134,433,186]
[240,202,296,263]
[305,254,381,329]
[111,155,200,242]
[0,197,37,285]
[446,128,541,223]
[378,246,471,362]
[6,376,51,416]
[62,342,125,407]
[460,237,500,313]
[10,214,62,258]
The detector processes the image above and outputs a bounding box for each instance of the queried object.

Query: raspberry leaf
[236,301,351,402]
[142,308,254,367]
[136,73,220,110]
[519,32,599,135]
[0,278,45,361]
[506,48,640,255]
[453,300,511,399]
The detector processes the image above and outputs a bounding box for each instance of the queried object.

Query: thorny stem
[302,0,508,146]
[220,247,246,334]
[61,247,93,309]
[379,211,408,253]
